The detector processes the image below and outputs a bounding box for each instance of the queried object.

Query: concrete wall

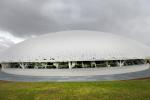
[2,64,149,76]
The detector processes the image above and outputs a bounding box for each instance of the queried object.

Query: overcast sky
[0,0,150,51]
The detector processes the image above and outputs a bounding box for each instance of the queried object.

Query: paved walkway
[0,66,150,82]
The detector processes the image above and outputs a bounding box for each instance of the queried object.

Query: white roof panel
[0,30,150,62]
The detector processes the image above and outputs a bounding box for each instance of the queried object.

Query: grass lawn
[0,79,150,100]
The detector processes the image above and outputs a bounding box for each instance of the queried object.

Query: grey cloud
[0,0,150,45]
[0,37,14,52]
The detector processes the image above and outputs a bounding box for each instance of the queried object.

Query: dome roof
[1,30,150,62]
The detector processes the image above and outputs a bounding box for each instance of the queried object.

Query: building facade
[0,30,150,69]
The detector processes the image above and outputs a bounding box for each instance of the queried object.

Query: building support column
[144,59,148,64]
[68,62,71,69]
[41,63,47,69]
[68,61,76,69]
[117,60,125,67]
[106,61,110,67]
[82,62,85,68]
[53,62,59,69]
[19,62,28,69]
[34,63,39,69]
[1,64,5,69]
[91,61,96,68]
[1,63,11,69]
[68,62,72,69]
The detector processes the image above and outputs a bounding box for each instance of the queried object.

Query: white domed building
[0,30,150,76]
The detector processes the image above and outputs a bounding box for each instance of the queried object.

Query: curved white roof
[0,30,150,62]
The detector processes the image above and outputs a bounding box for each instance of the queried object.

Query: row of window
[6,59,145,69]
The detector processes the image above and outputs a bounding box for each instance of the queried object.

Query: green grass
[0,79,150,100]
